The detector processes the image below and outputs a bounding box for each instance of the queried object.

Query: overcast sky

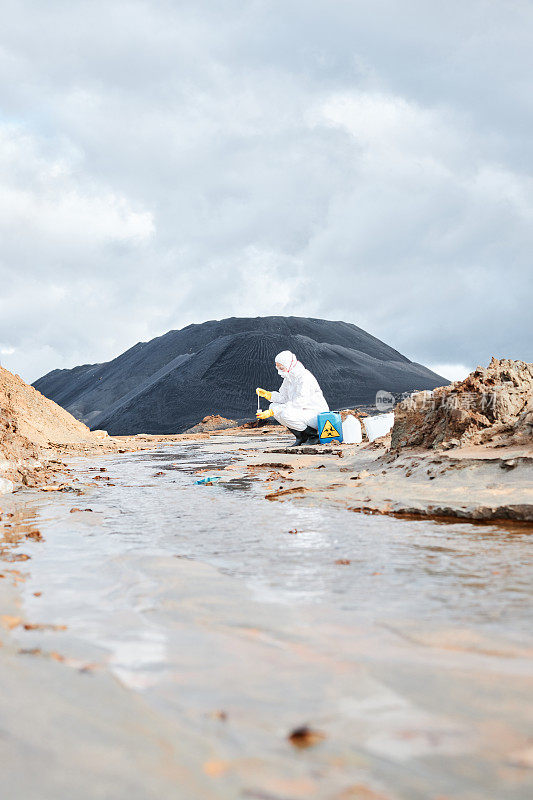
[1,0,531,383]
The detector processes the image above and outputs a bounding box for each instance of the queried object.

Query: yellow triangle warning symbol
[320,419,340,438]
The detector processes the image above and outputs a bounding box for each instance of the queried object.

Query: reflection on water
[2,440,533,799]
[2,440,532,665]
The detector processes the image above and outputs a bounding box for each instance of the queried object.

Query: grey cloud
[0,0,531,382]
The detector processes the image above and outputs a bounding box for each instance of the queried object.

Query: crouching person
[256,350,329,446]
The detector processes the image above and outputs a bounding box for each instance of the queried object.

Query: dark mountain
[33,316,446,434]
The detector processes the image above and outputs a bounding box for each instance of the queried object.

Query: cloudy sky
[1,0,531,383]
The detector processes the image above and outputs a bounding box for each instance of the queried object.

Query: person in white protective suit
[255,351,329,446]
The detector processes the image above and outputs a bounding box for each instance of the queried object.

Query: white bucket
[363,412,395,443]
[0,477,14,495]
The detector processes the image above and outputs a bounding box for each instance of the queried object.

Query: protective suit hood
[275,350,298,376]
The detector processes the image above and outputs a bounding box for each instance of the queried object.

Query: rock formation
[391,358,533,451]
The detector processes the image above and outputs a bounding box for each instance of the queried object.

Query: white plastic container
[363,412,395,443]
[341,415,362,444]
[0,477,14,495]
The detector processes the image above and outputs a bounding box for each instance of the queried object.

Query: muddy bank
[228,438,533,522]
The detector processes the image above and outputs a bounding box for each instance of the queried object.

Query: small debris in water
[23,622,67,631]
[265,486,308,501]
[500,459,517,471]
[49,651,65,662]
[78,662,99,674]
[25,530,43,541]
[288,725,326,749]
[3,553,31,562]
[17,647,65,663]
[265,471,295,482]
[248,462,295,471]
[335,559,351,565]
[154,471,165,477]
[350,470,369,481]
[208,710,228,721]
[288,529,298,535]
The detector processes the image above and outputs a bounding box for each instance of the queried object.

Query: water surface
[2,437,532,799]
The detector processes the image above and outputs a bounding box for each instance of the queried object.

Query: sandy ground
[215,431,533,523]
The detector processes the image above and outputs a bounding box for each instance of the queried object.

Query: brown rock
[391,358,533,451]
[288,725,326,749]
[185,415,239,433]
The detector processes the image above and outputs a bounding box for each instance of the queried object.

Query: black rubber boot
[287,428,309,447]
[303,426,320,445]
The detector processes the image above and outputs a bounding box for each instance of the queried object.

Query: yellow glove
[256,409,274,420]
[256,388,272,401]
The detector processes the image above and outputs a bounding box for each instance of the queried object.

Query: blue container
[317,412,343,444]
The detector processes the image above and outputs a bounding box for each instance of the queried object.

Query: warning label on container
[320,419,340,438]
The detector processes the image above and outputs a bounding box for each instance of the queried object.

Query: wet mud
[0,434,532,799]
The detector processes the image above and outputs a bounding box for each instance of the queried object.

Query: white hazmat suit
[269,351,329,432]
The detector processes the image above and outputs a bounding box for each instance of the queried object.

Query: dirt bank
[225,438,533,522]
[0,365,98,489]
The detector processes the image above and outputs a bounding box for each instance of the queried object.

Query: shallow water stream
[2,436,532,799]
